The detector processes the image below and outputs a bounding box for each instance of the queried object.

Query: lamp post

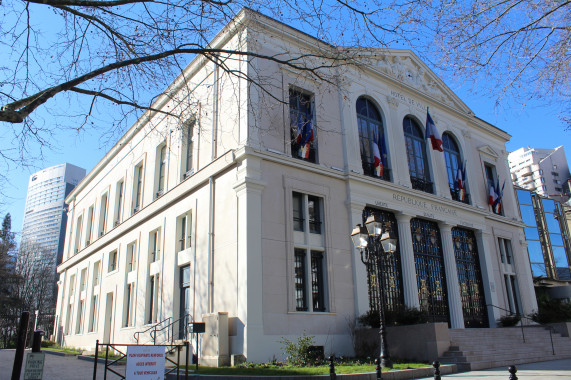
[351,215,397,370]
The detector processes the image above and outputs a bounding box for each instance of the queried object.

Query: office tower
[508,146,570,200]
[20,163,86,307]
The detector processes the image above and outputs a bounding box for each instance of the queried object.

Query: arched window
[443,133,469,203]
[357,97,389,180]
[403,117,432,193]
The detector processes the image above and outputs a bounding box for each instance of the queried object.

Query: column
[395,213,419,308]
[233,154,266,361]
[475,230,501,327]
[439,223,464,329]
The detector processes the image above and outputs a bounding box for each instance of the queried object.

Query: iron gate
[362,208,404,314]
[410,218,450,324]
[452,227,489,328]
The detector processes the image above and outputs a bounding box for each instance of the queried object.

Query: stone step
[439,327,571,371]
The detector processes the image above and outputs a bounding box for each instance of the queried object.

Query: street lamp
[351,214,397,372]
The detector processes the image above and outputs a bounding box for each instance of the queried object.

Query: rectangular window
[291,191,327,312]
[293,192,322,235]
[147,274,159,324]
[133,163,144,214]
[79,268,87,293]
[292,192,304,232]
[65,274,76,335]
[308,195,322,234]
[124,282,136,327]
[98,193,108,237]
[294,248,307,311]
[75,299,84,334]
[114,179,124,227]
[88,294,98,332]
[126,242,136,273]
[92,261,101,286]
[181,119,194,179]
[108,250,118,273]
[498,238,513,265]
[155,143,167,198]
[504,274,521,314]
[149,230,160,262]
[289,88,317,163]
[74,215,83,254]
[85,205,94,246]
[310,251,325,311]
[176,212,192,253]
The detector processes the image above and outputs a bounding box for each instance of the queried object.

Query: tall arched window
[443,133,469,203]
[357,97,390,180]
[403,117,432,193]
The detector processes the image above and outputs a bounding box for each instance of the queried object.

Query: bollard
[375,358,382,380]
[31,330,44,353]
[11,311,30,380]
[329,355,336,380]
[508,365,518,380]
[433,361,441,380]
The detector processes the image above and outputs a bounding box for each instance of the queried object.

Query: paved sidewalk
[2,349,571,379]
[0,349,108,380]
[418,358,571,379]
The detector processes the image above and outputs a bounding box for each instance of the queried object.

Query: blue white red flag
[372,131,387,177]
[298,110,314,159]
[493,180,505,213]
[455,161,466,201]
[488,180,498,207]
[425,109,443,152]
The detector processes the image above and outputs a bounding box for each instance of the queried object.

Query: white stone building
[54,9,537,364]
[508,146,570,200]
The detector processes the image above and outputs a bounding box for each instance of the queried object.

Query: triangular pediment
[478,145,500,159]
[358,50,473,115]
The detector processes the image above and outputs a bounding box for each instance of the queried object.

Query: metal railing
[134,317,172,344]
[486,304,555,355]
[93,340,190,380]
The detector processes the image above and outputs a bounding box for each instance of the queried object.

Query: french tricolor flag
[488,181,498,207]
[426,109,443,152]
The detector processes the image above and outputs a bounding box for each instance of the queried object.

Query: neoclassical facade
[54,9,537,363]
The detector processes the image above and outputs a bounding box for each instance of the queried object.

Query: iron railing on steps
[486,304,555,355]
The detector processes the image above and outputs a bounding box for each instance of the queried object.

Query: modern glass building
[516,187,571,280]
[20,163,86,296]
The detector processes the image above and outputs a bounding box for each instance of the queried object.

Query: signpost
[23,353,45,380]
[188,322,205,371]
[126,345,166,380]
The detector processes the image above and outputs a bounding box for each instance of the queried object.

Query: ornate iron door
[452,228,489,327]
[410,218,450,324]
[363,208,404,314]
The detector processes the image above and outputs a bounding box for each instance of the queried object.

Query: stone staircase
[439,327,571,371]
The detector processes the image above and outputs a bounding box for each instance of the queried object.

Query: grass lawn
[184,362,429,375]
[43,346,82,354]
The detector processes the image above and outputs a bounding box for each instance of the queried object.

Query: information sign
[23,352,45,380]
[126,345,165,380]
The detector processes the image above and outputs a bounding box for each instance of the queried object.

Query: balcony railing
[410,176,433,193]
[362,161,391,181]
[449,187,470,204]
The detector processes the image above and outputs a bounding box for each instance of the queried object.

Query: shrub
[530,298,571,324]
[497,314,521,327]
[358,307,429,328]
[279,332,317,366]
[41,339,57,348]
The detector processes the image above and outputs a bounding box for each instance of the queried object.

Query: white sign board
[23,352,45,380]
[126,345,165,380]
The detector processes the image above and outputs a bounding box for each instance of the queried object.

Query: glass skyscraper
[20,163,86,296]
